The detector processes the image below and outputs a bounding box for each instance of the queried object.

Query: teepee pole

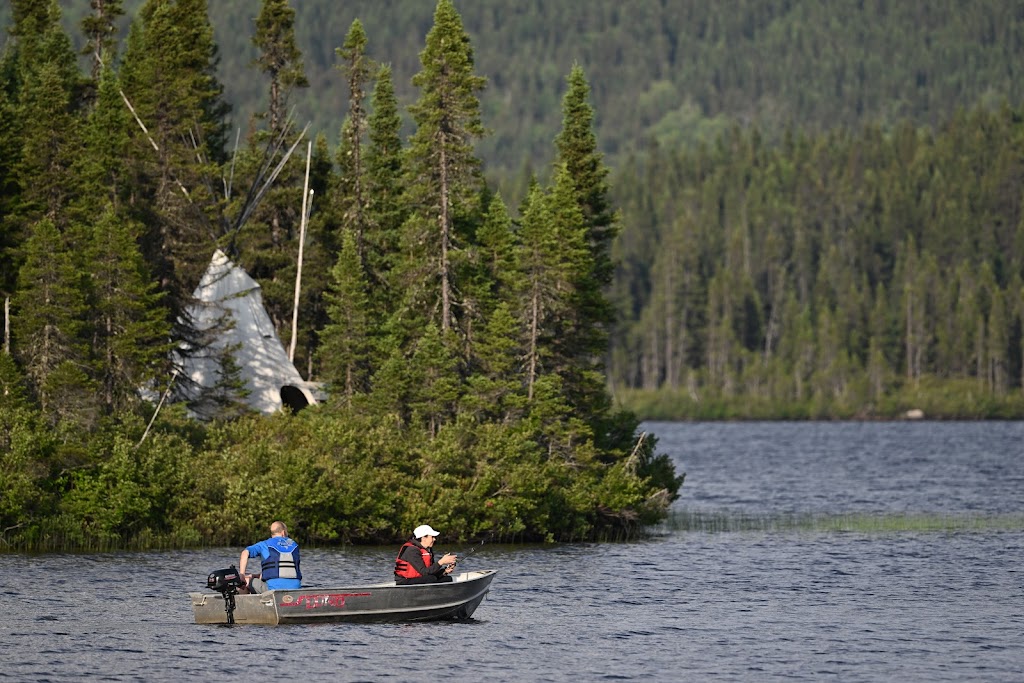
[289,141,313,363]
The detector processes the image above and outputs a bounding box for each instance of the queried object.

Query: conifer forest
[2,0,1024,549]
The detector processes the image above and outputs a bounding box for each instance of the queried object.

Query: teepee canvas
[177,250,320,415]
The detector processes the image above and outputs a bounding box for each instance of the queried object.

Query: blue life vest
[260,537,301,583]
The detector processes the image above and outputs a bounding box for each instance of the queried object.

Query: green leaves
[0,0,680,549]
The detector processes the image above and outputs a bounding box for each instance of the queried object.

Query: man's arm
[239,549,250,576]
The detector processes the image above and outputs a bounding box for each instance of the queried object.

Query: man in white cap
[394,524,459,585]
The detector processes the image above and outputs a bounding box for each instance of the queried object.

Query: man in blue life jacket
[239,520,302,593]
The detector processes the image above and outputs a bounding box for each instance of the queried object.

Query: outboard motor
[207,565,246,624]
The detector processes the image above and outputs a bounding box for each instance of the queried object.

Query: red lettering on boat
[282,593,371,610]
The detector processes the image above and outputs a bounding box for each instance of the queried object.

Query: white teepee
[177,250,321,415]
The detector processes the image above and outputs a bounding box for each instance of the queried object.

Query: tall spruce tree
[364,63,406,313]
[0,42,24,305]
[399,0,486,338]
[252,0,307,138]
[84,206,172,414]
[554,64,618,295]
[515,175,588,401]
[334,19,374,264]
[66,65,172,415]
[551,65,620,434]
[12,218,90,420]
[81,0,124,81]
[11,0,81,229]
[318,230,372,406]
[119,0,230,316]
[72,67,131,221]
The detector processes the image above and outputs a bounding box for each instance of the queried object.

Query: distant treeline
[0,0,680,551]
[12,1,1024,185]
[610,108,1024,418]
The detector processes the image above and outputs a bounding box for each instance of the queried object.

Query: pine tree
[10,0,82,229]
[240,0,309,329]
[84,206,172,414]
[318,230,372,406]
[0,71,23,302]
[334,19,374,264]
[554,160,611,386]
[550,65,621,435]
[81,0,125,81]
[473,192,519,314]
[252,0,307,138]
[72,66,131,221]
[554,64,619,293]
[119,0,230,315]
[364,63,406,312]
[400,0,487,337]
[12,218,90,419]
[241,0,310,346]
[515,174,588,401]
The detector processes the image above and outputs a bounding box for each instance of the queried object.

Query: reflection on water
[666,510,1024,533]
[2,421,1023,682]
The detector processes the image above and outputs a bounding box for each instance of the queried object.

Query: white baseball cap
[413,524,440,539]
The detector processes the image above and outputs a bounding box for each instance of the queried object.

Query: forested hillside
[609,110,1024,418]
[10,1,1024,183]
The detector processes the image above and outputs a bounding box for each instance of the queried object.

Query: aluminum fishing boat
[189,569,497,625]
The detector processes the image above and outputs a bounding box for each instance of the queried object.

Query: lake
[2,421,1023,681]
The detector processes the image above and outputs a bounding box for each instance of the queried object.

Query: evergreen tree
[119,0,230,317]
[72,66,131,221]
[364,63,406,312]
[252,0,307,137]
[10,0,82,229]
[550,65,622,435]
[318,230,372,406]
[334,19,374,263]
[0,69,23,302]
[554,63,619,294]
[12,218,90,420]
[515,175,588,401]
[473,192,519,314]
[400,0,486,337]
[80,0,125,81]
[239,0,310,343]
[84,206,172,414]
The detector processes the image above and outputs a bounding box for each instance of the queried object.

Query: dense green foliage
[8,1,1024,187]
[4,0,1024,551]
[610,110,1024,418]
[0,0,680,551]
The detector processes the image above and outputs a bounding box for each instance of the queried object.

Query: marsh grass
[663,510,1024,534]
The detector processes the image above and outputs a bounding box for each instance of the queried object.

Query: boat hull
[189,569,496,624]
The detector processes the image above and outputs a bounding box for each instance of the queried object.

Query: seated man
[394,524,458,585]
[239,520,302,593]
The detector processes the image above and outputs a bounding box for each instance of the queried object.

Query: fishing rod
[446,529,500,569]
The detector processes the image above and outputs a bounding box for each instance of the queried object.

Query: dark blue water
[2,421,1023,682]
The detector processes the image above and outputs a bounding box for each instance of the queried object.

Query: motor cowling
[207,565,246,594]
